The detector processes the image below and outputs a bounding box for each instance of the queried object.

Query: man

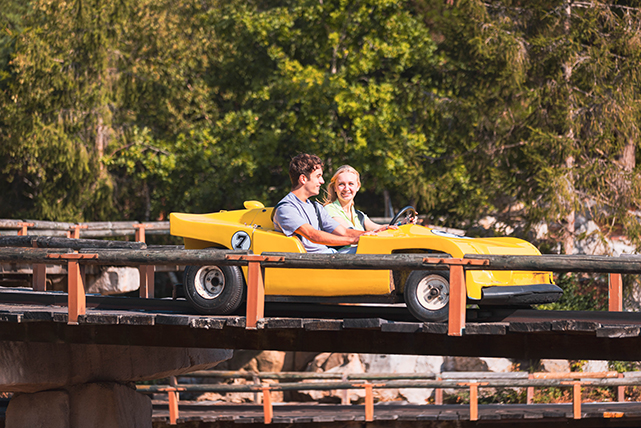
[273,154,370,253]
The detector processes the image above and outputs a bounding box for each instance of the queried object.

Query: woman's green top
[323,200,367,231]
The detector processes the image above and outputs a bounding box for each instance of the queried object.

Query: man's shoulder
[274,193,298,211]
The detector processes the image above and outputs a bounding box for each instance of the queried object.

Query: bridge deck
[2,289,641,360]
[149,401,641,427]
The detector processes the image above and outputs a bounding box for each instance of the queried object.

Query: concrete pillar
[6,382,151,428]
[1,341,232,427]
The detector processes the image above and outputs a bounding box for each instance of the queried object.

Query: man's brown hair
[289,154,324,186]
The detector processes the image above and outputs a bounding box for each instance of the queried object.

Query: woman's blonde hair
[323,165,361,205]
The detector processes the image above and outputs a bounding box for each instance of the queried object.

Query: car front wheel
[183,265,245,315]
[404,271,450,322]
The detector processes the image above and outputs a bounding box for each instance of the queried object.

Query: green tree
[0,0,126,220]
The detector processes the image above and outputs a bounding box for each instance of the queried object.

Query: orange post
[67,260,85,324]
[364,383,374,422]
[168,387,179,425]
[448,264,466,336]
[17,222,33,236]
[434,376,443,405]
[573,381,582,419]
[246,260,265,328]
[527,374,534,404]
[617,373,625,402]
[32,263,47,291]
[134,225,155,298]
[609,273,623,312]
[469,382,479,421]
[134,224,147,243]
[224,254,283,328]
[139,265,155,298]
[423,259,486,337]
[262,385,273,424]
[32,240,47,291]
[47,253,98,324]
[67,224,88,239]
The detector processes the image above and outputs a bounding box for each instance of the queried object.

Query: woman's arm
[363,216,384,232]
[332,216,352,229]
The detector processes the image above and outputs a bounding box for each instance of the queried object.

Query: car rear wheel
[404,271,450,322]
[183,265,245,314]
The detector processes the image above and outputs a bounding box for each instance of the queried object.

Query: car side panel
[251,228,392,296]
[356,226,552,300]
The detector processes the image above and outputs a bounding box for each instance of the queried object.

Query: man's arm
[295,223,360,246]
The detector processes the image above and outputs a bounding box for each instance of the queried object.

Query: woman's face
[335,171,360,204]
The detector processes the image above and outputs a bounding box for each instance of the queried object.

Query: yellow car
[170,201,561,322]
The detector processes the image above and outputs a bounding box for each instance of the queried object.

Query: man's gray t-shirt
[273,192,340,253]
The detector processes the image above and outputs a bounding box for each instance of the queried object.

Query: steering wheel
[389,206,417,226]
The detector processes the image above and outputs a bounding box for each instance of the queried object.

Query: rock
[307,353,349,373]
[583,360,609,373]
[540,359,571,373]
[86,267,140,295]
[442,356,488,372]
[284,352,318,372]
[216,350,286,373]
[480,357,514,373]
[249,351,287,373]
[361,354,445,404]
[288,354,362,403]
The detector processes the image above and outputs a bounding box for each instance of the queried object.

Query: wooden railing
[0,219,169,239]
[0,246,637,329]
[137,369,641,424]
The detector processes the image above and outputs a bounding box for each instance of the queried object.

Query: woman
[323,165,391,232]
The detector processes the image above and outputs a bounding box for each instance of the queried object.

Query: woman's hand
[364,224,399,235]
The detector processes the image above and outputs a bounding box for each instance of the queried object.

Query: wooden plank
[465,322,508,335]
[189,318,225,330]
[0,236,147,250]
[551,320,600,332]
[304,320,342,331]
[53,313,68,323]
[479,413,502,420]
[118,314,155,325]
[421,323,448,334]
[381,321,422,333]
[78,313,119,324]
[437,411,460,420]
[416,414,438,421]
[22,311,54,322]
[597,326,640,338]
[225,317,246,328]
[264,318,305,329]
[343,318,386,329]
[155,314,195,326]
[0,313,22,322]
[509,321,551,332]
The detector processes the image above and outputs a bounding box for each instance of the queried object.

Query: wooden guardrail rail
[0,219,169,238]
[0,247,637,330]
[137,370,641,424]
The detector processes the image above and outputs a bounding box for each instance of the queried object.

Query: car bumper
[479,283,563,305]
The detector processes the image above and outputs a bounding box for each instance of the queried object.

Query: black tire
[404,270,450,322]
[183,265,245,315]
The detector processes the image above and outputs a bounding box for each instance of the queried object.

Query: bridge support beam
[1,341,232,428]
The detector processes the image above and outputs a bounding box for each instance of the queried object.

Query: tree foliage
[2,0,641,252]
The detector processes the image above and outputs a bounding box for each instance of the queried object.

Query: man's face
[301,166,324,196]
